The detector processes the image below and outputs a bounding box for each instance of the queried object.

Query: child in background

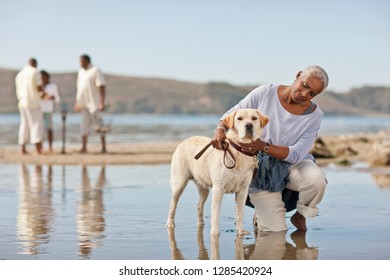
[40,70,61,152]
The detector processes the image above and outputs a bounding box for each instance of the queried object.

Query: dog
[166,108,269,236]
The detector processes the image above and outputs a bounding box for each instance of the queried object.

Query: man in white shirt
[40,70,61,152]
[15,58,46,154]
[74,54,107,153]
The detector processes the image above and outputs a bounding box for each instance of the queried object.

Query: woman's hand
[239,139,265,153]
[211,127,226,150]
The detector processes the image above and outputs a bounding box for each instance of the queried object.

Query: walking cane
[61,103,68,154]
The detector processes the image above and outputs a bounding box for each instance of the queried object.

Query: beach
[0,142,178,165]
[1,131,389,168]
[0,162,389,260]
[1,114,390,260]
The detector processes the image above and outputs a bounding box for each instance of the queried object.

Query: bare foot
[290,212,307,231]
[290,230,308,248]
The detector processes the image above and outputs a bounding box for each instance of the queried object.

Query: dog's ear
[222,111,236,129]
[257,111,269,128]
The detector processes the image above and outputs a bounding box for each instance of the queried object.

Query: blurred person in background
[15,58,46,154]
[74,54,107,153]
[40,70,61,152]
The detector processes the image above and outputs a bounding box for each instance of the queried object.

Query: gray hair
[300,65,329,89]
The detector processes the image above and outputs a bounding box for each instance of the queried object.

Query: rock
[372,173,390,188]
[335,146,358,157]
[311,137,333,158]
[368,135,390,167]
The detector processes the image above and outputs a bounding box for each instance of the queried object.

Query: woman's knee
[250,192,287,232]
[290,161,327,191]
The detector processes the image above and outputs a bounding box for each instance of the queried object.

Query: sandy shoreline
[0,142,178,165]
[1,131,389,167]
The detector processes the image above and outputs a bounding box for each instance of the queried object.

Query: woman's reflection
[243,230,318,260]
[77,166,106,259]
[17,165,54,255]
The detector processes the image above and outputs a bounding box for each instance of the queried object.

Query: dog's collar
[228,139,258,157]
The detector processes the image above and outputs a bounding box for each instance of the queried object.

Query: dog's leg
[166,175,189,228]
[235,236,245,260]
[197,185,209,227]
[166,227,185,260]
[197,224,209,260]
[210,234,220,260]
[235,188,250,235]
[210,187,224,236]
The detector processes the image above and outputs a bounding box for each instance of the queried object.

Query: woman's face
[291,74,325,104]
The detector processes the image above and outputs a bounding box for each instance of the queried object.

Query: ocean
[1,113,390,147]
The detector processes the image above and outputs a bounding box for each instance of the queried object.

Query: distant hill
[1,68,389,115]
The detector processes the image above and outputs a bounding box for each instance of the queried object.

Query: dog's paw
[236,229,250,236]
[197,220,205,227]
[166,221,175,228]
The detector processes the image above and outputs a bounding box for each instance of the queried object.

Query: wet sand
[0,142,178,165]
[1,132,389,260]
[0,164,389,260]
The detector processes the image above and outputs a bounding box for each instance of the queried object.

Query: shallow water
[1,114,390,147]
[0,163,389,260]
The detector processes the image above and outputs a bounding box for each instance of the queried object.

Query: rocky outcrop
[313,131,390,167]
[310,137,333,158]
[368,131,390,167]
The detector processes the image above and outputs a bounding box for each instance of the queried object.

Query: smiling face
[223,109,269,143]
[291,74,325,104]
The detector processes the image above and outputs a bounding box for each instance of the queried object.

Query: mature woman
[212,65,329,232]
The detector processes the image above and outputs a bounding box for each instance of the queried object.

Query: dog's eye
[237,117,243,121]
[252,116,257,121]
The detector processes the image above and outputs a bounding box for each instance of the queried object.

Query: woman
[212,65,329,232]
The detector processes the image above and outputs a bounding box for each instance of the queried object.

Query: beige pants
[81,109,103,136]
[18,108,44,145]
[249,160,327,232]
[246,231,319,260]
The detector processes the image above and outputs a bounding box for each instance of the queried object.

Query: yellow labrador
[166,109,269,236]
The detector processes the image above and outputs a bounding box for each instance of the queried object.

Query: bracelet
[216,126,226,132]
[263,142,270,153]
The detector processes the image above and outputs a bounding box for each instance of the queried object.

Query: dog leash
[194,141,236,169]
[194,140,257,169]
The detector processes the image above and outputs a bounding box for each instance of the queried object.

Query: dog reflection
[77,166,106,259]
[167,225,215,260]
[167,226,318,260]
[17,165,54,255]
[167,226,243,260]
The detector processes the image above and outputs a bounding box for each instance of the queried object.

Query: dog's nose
[245,123,253,129]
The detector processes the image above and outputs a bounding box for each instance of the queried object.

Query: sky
[0,0,389,92]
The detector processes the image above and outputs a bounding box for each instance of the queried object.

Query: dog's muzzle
[245,123,253,136]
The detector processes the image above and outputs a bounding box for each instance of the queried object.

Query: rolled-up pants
[249,160,327,232]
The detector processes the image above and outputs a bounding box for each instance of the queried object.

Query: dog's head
[222,109,269,143]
